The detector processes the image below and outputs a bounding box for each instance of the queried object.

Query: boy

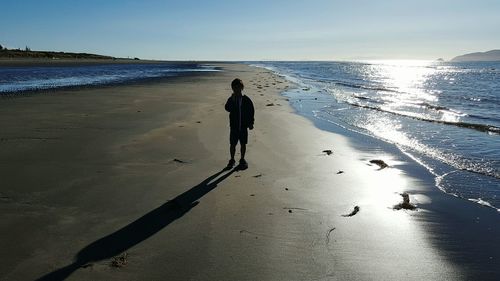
[225,78,254,169]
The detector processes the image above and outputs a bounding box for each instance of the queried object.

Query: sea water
[253,61,499,212]
[0,62,218,94]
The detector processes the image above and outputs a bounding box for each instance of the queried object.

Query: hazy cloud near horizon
[1,0,499,60]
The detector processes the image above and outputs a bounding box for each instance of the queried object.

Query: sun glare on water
[348,59,460,153]
[364,60,438,104]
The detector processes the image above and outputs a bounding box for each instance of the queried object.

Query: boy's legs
[228,128,248,168]
[240,144,246,160]
[230,144,236,160]
[238,129,248,168]
[227,129,238,168]
[227,144,236,169]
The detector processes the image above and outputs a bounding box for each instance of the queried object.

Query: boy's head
[231,78,244,93]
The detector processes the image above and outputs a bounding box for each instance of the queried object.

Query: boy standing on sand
[225,78,254,169]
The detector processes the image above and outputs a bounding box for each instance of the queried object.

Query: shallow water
[252,60,500,212]
[0,63,217,93]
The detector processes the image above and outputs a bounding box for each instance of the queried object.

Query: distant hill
[0,46,133,60]
[451,50,500,62]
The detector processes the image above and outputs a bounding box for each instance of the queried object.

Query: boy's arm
[248,98,255,129]
[224,96,233,112]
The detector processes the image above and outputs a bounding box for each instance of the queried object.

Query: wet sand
[0,63,498,280]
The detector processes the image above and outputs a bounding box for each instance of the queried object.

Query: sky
[1,0,499,61]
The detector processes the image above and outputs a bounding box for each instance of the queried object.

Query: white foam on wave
[468,198,500,212]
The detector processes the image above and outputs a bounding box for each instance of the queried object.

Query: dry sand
[0,63,498,280]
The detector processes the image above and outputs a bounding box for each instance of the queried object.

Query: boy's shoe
[226,159,236,169]
[238,159,248,169]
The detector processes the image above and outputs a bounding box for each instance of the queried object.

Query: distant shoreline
[0,58,169,67]
[0,61,221,95]
[0,58,228,67]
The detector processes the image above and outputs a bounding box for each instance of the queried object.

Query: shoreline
[0,71,215,98]
[0,61,223,97]
[266,65,500,277]
[0,58,228,67]
[0,58,159,67]
[1,63,498,280]
[257,63,500,212]
[285,86,500,212]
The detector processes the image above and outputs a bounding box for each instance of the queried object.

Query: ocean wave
[332,81,402,94]
[346,102,500,135]
[435,170,500,211]
[0,64,218,95]
[417,102,449,111]
[352,95,385,104]
[351,95,456,112]
[318,106,499,179]
[468,198,499,211]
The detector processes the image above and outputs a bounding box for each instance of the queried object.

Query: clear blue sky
[1,0,499,60]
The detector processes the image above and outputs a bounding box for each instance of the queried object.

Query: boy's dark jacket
[225,95,254,129]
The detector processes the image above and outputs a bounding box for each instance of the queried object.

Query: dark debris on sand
[342,206,360,217]
[393,193,417,210]
[369,159,389,169]
[111,252,128,268]
[322,150,333,155]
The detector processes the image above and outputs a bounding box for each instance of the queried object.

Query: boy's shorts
[230,128,248,145]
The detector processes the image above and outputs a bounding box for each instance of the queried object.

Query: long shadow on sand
[37,167,236,281]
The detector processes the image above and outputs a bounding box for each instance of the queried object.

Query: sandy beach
[0,63,499,281]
